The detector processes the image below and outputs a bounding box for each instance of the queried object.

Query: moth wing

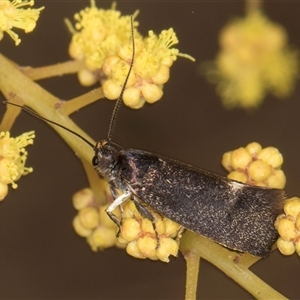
[117,149,285,256]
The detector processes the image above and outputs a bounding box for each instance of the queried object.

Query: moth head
[93,140,120,181]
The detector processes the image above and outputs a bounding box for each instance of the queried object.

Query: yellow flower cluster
[101,28,183,108]
[117,200,181,262]
[68,1,138,72]
[0,0,44,45]
[72,188,121,250]
[68,1,194,108]
[0,131,34,200]
[207,12,298,109]
[72,188,181,262]
[222,142,286,189]
[275,197,300,256]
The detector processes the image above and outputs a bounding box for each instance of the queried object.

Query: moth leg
[152,222,160,250]
[108,184,127,236]
[106,190,132,233]
[109,185,117,198]
[131,196,155,221]
[131,196,160,249]
[116,204,125,237]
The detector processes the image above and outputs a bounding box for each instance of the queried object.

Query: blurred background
[0,1,299,299]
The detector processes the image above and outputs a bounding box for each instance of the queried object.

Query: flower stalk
[23,60,85,81]
[180,231,287,300]
[62,87,105,115]
[183,248,201,300]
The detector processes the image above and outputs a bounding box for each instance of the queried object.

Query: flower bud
[141,83,163,103]
[78,207,99,229]
[72,188,94,210]
[277,238,295,255]
[118,39,143,61]
[265,169,286,189]
[277,218,297,241]
[151,65,170,84]
[111,61,136,87]
[155,219,166,235]
[126,241,145,259]
[137,236,157,258]
[73,216,92,237]
[227,171,247,183]
[141,218,155,234]
[123,87,142,108]
[164,218,181,237]
[161,56,175,67]
[230,147,252,170]
[248,160,272,182]
[77,69,98,86]
[283,197,300,218]
[245,142,262,156]
[257,147,283,168]
[116,236,128,246]
[102,79,122,100]
[87,227,116,250]
[221,151,232,172]
[129,98,145,109]
[156,237,179,262]
[119,218,140,242]
[102,56,120,76]
[69,40,84,60]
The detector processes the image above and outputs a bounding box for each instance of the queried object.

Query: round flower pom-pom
[222,142,286,188]
[275,197,300,257]
[116,200,182,262]
[72,188,120,251]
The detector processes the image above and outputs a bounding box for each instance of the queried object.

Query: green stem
[64,87,105,115]
[0,52,94,163]
[183,249,201,300]
[180,231,287,300]
[22,60,84,81]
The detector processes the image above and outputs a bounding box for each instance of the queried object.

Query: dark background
[0,1,299,299]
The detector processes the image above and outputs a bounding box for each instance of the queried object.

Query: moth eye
[92,156,98,166]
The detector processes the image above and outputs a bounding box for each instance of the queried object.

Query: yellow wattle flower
[99,28,194,108]
[117,200,182,262]
[68,0,139,71]
[205,11,298,109]
[72,188,121,250]
[275,197,300,256]
[222,142,286,189]
[0,131,35,200]
[0,0,44,45]
[67,1,194,108]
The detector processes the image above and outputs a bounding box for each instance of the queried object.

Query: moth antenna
[2,101,95,149]
[107,15,135,142]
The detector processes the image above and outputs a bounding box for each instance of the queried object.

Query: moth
[92,141,284,257]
